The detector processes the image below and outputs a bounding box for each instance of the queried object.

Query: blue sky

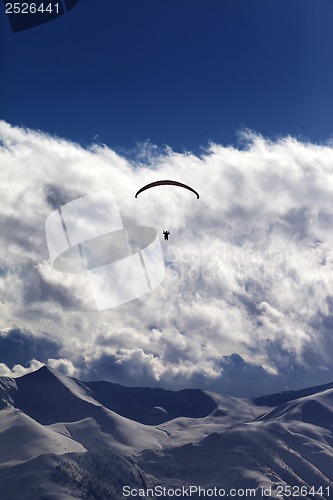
[1,0,333,151]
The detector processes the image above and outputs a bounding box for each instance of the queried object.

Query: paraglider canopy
[135,180,200,240]
[135,180,200,199]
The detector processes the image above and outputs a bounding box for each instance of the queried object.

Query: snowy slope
[139,386,333,499]
[0,366,333,499]
[0,407,86,468]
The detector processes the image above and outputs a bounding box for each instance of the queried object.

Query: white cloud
[47,358,78,377]
[1,121,333,396]
[0,360,44,378]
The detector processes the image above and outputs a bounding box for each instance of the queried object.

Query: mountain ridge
[1,366,333,499]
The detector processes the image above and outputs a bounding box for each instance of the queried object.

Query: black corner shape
[4,0,81,33]
[63,0,80,11]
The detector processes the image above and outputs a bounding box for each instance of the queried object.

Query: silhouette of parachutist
[163,231,170,241]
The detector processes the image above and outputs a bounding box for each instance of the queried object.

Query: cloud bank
[1,121,333,396]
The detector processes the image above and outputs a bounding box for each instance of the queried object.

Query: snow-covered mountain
[0,367,333,499]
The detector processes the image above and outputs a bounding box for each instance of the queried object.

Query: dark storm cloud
[207,354,278,397]
[84,352,159,388]
[0,328,61,369]
[23,266,82,309]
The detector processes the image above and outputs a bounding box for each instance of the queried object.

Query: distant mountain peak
[27,364,58,376]
[253,380,333,407]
